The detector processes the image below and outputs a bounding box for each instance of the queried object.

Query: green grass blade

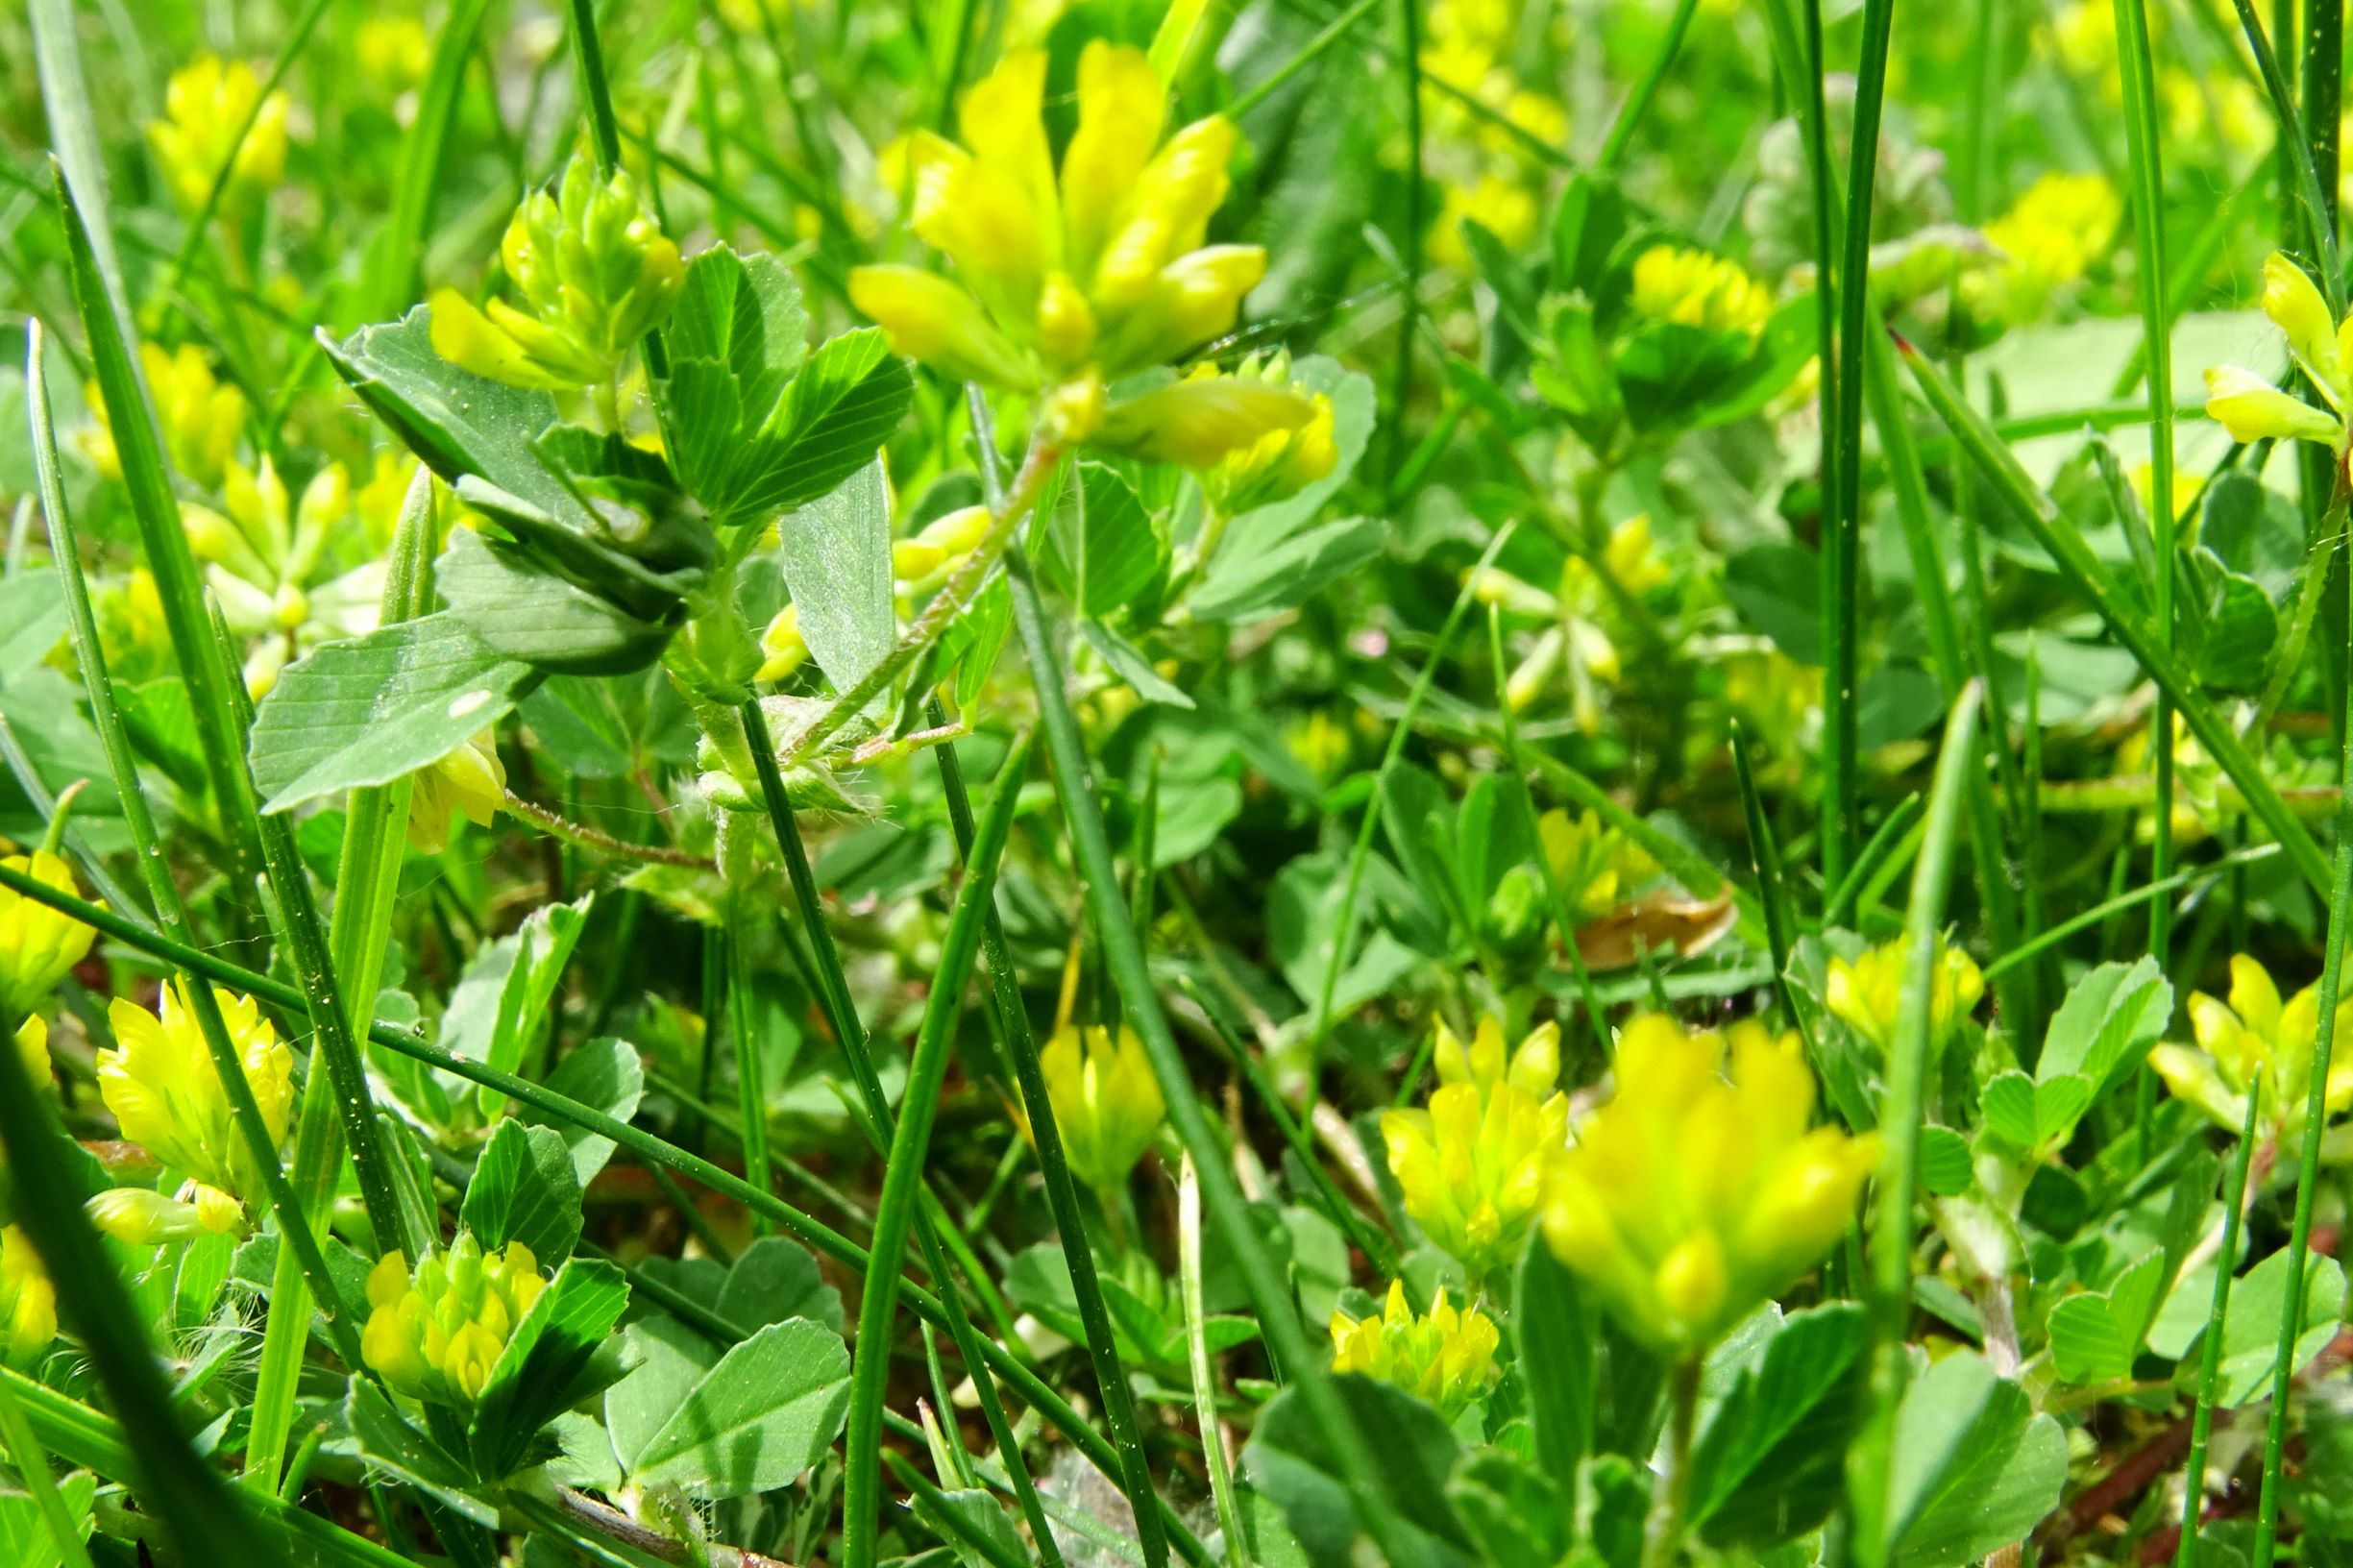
[2228,0,2344,307]
[27,0,135,348]
[1822,0,1900,892]
[1595,0,1702,169]
[1179,1154,1252,1568]
[2113,0,2178,980]
[1005,524,1427,1564]
[841,732,1032,1568]
[2177,1086,2268,1568]
[0,1372,94,1568]
[2250,502,2353,1567]
[1387,0,1426,479]
[1729,723,1810,1054]
[1900,340,2335,894]
[1845,681,1983,1568]
[358,0,493,322]
[50,166,266,889]
[1309,522,1517,1072]
[27,324,375,1379]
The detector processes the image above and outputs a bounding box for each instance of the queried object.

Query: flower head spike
[1630,246,1774,338]
[406,732,506,853]
[1825,935,1985,1054]
[362,1234,548,1407]
[97,980,292,1223]
[2149,954,2353,1161]
[850,44,1319,471]
[1,851,99,1017]
[1328,1280,1501,1417]
[1382,1017,1568,1288]
[2204,253,2353,450]
[148,57,289,213]
[1025,1023,1166,1195]
[1541,1014,1878,1354]
[431,158,683,393]
[0,1228,55,1370]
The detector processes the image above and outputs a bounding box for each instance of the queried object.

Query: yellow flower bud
[1036,271,1099,371]
[2204,364,2345,447]
[147,57,289,213]
[2264,252,2342,398]
[357,19,433,93]
[1824,936,1985,1054]
[98,981,292,1213]
[1,852,99,1017]
[1024,1024,1165,1196]
[362,1235,548,1408]
[757,602,809,683]
[1186,357,1341,514]
[1383,1017,1568,1288]
[1328,1280,1500,1417]
[0,1227,55,1369]
[86,1186,211,1245]
[406,731,506,854]
[432,159,683,393]
[1061,42,1166,276]
[1091,374,1316,470]
[848,265,1035,389]
[1540,1014,1878,1353]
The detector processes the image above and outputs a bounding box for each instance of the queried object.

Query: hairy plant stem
[1642,1357,1703,1568]
[784,438,1062,768]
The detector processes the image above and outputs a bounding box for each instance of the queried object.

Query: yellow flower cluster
[1420,0,1564,269]
[1630,246,1775,339]
[2044,2,2265,159]
[2150,955,2353,1160]
[1967,172,2120,323]
[0,1227,55,1371]
[1382,1017,1567,1288]
[1329,1279,1500,1417]
[1825,935,1986,1053]
[432,159,684,394]
[849,45,1318,465]
[363,1235,548,1407]
[0,851,98,1017]
[1539,806,1657,925]
[82,343,246,488]
[406,732,507,853]
[2205,253,2351,452]
[90,982,291,1239]
[1541,1014,1878,1353]
[1029,1023,1166,1197]
[185,456,380,696]
[148,56,290,213]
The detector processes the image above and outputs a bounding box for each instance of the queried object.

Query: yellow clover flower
[1027,1023,1166,1197]
[81,343,247,488]
[148,56,290,213]
[1430,174,1540,272]
[2204,253,2352,450]
[1966,172,2120,323]
[1329,1279,1500,1418]
[362,1235,548,1407]
[431,159,685,393]
[848,45,1318,462]
[1825,935,1985,1054]
[1541,1014,1879,1354]
[95,981,293,1228]
[406,731,507,854]
[0,1227,56,1370]
[892,505,993,588]
[2149,955,2353,1161]
[1,850,99,1017]
[1382,1017,1568,1288]
[1630,246,1775,339]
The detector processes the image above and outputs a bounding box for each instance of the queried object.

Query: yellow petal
[2203,365,2343,446]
